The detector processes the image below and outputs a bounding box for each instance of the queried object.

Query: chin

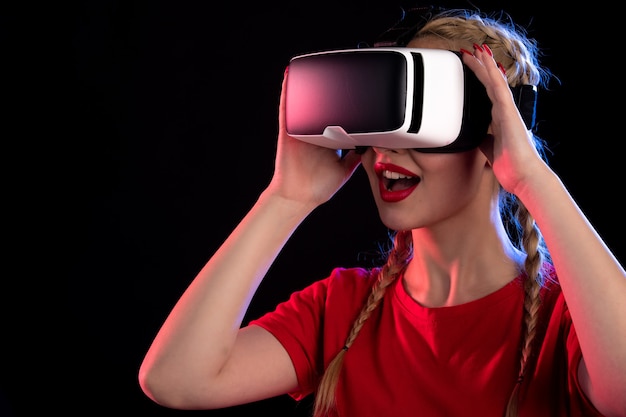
[378,214,421,232]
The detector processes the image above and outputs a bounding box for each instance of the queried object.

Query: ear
[479,133,495,167]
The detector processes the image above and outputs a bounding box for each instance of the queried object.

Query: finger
[461,44,505,86]
[278,66,289,132]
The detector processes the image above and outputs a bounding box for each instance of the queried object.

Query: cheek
[417,151,481,179]
[419,152,488,201]
[447,160,483,187]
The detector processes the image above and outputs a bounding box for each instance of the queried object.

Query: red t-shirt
[250,266,603,417]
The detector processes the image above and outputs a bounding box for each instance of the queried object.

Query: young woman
[138,7,626,417]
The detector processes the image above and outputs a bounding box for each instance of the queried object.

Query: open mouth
[382,169,421,191]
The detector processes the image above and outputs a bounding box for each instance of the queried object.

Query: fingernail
[482,44,492,56]
[472,43,483,52]
[460,48,473,56]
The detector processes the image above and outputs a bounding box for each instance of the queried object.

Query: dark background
[3,0,623,416]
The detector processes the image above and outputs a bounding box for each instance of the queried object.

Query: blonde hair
[313,8,554,417]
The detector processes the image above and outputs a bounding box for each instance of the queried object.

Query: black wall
[3,1,623,416]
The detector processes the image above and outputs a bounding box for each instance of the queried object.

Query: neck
[403,219,523,307]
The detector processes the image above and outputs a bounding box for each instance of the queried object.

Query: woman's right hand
[267,67,362,208]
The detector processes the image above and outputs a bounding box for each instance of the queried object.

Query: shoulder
[318,267,380,319]
[292,266,378,305]
[270,267,378,313]
[326,266,379,292]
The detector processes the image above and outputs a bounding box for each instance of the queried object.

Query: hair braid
[504,202,546,416]
[312,231,413,417]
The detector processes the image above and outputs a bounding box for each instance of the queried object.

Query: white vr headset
[284,47,537,152]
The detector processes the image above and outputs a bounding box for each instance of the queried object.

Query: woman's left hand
[461,43,548,196]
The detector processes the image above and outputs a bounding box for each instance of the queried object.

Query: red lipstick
[374,163,420,203]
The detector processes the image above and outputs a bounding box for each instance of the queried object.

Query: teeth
[383,169,413,179]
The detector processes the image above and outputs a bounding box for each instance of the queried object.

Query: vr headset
[284,47,537,153]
